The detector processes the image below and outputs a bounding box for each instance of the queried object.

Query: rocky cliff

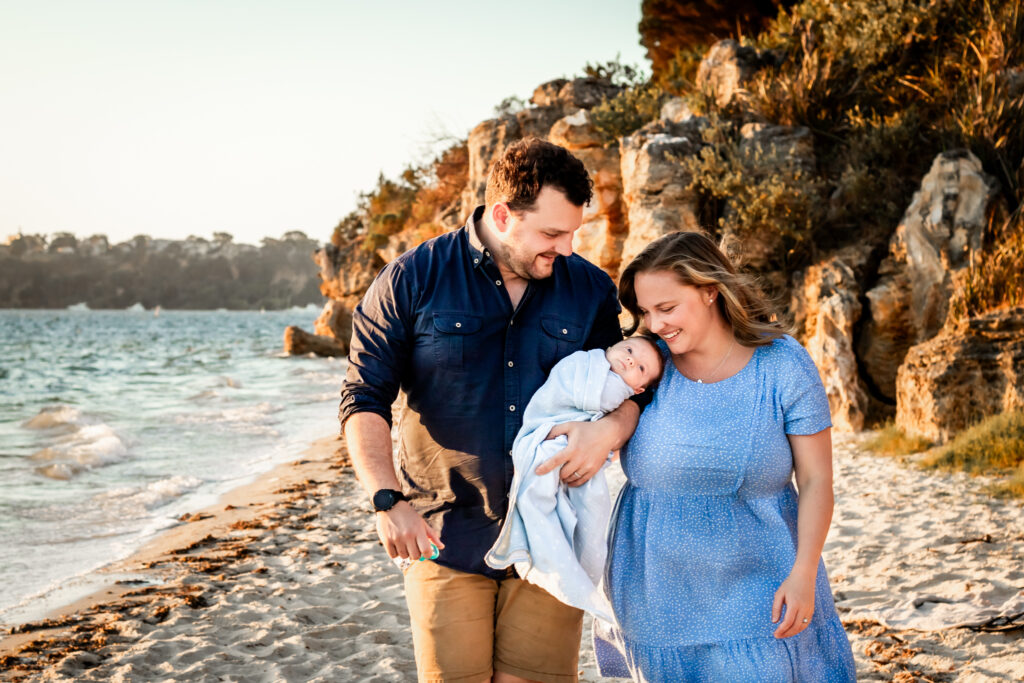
[290,0,1023,443]
[0,231,323,310]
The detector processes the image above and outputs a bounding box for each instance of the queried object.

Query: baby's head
[605,335,664,394]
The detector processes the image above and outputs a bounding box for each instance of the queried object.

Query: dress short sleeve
[776,336,832,435]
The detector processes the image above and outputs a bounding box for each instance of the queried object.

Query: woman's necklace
[693,338,736,384]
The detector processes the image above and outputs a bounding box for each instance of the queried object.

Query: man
[340,138,640,683]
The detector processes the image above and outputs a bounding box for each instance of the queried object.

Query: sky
[1,0,648,246]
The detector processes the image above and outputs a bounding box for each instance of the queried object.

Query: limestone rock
[550,109,626,278]
[619,118,706,271]
[461,78,622,219]
[283,325,348,357]
[314,242,383,302]
[896,308,1024,443]
[792,248,870,431]
[660,97,695,124]
[862,150,998,399]
[460,115,522,220]
[531,78,622,112]
[313,298,353,342]
[696,39,779,108]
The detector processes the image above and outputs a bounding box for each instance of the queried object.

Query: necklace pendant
[696,379,703,384]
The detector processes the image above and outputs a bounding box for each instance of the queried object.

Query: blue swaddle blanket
[485,348,632,622]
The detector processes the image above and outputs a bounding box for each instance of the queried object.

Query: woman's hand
[771,568,816,638]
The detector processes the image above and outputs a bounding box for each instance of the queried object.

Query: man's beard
[496,242,557,280]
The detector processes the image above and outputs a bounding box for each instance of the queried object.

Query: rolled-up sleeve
[338,260,414,432]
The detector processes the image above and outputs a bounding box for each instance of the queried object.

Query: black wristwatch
[371,488,408,512]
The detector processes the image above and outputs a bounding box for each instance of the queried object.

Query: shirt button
[455,322,462,328]
[562,328,568,335]
[509,449,513,456]
[508,361,514,367]
[473,258,479,264]
[496,280,502,286]
[509,404,516,412]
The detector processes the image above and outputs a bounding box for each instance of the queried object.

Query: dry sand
[1,433,1022,682]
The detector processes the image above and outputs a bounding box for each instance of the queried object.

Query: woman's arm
[772,428,834,638]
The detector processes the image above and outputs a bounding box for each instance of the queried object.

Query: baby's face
[605,338,661,393]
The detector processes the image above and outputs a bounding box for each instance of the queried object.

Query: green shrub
[675,114,824,270]
[590,81,668,143]
[581,58,666,144]
[331,140,468,253]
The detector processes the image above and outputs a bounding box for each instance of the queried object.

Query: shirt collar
[465,205,491,270]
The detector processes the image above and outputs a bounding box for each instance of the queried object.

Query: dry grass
[922,410,1024,498]
[952,209,1024,318]
[866,422,933,457]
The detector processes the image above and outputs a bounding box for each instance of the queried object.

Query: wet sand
[1,433,1022,681]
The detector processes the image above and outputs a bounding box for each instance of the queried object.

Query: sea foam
[25,408,130,478]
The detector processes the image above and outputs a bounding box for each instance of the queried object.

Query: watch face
[372,489,400,512]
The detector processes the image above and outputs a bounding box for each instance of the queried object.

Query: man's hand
[534,400,639,487]
[534,419,616,487]
[376,501,445,560]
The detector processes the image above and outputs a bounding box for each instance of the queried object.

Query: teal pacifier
[418,542,440,561]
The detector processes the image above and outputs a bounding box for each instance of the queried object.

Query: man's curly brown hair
[484,137,593,212]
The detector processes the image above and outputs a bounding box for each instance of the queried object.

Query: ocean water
[0,307,343,625]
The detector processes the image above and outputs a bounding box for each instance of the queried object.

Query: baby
[601,336,663,396]
[486,335,663,621]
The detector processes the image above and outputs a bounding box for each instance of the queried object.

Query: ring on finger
[802,618,809,624]
[572,471,582,479]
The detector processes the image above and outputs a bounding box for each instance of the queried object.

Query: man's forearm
[344,411,399,497]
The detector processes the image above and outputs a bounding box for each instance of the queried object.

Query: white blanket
[485,349,632,622]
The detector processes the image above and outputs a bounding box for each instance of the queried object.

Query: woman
[597,232,856,681]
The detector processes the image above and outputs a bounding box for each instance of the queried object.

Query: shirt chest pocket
[539,316,585,373]
[432,313,482,370]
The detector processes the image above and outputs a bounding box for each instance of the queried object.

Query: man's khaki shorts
[403,560,584,683]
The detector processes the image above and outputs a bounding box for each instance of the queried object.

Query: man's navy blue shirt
[339,206,623,578]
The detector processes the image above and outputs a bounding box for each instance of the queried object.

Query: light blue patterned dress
[596,335,856,682]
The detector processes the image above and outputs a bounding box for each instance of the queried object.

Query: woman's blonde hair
[618,231,786,346]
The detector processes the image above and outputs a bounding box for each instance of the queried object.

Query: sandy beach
[2,432,1023,682]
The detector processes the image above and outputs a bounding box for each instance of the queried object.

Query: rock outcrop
[550,109,627,277]
[696,39,779,108]
[460,79,622,220]
[619,116,706,272]
[283,325,348,357]
[793,247,871,432]
[896,308,1024,443]
[861,150,999,400]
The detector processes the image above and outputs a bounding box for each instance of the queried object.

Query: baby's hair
[630,333,665,390]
